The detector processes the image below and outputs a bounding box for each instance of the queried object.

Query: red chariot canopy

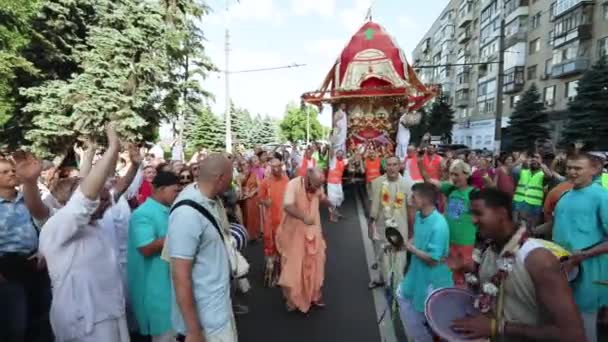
[302,21,436,111]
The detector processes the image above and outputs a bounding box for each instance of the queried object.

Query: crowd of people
[1,117,607,342]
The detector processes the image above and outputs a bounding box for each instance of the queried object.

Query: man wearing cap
[128,171,181,342]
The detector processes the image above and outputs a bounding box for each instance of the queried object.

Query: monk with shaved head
[276,166,331,312]
[167,153,239,342]
[258,158,289,286]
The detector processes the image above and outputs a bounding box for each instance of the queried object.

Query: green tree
[508,83,549,151]
[250,115,278,146]
[279,102,323,143]
[230,102,255,148]
[1,0,99,146]
[427,95,455,144]
[560,58,608,149]
[0,0,41,125]
[184,106,224,151]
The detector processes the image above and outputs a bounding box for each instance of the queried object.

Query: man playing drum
[450,188,585,342]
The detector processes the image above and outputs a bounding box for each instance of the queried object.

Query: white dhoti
[66,317,130,342]
[327,183,344,207]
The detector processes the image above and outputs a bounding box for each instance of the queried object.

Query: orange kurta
[259,174,289,256]
[276,177,326,313]
[240,172,261,239]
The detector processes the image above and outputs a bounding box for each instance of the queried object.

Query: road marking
[355,193,398,342]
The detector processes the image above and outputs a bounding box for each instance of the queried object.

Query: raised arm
[13,151,49,222]
[417,152,441,187]
[80,124,120,200]
[78,141,97,179]
[113,143,142,202]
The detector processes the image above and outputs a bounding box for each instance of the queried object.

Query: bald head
[304,167,325,193]
[199,153,232,181]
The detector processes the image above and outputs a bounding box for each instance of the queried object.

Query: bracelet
[498,319,506,335]
[490,318,497,336]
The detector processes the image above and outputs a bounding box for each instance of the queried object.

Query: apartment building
[412,0,608,150]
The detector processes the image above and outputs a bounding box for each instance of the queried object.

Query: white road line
[355,193,398,342]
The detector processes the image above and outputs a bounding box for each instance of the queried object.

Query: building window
[527,65,538,80]
[548,30,554,46]
[599,37,608,59]
[531,12,541,29]
[529,38,540,54]
[544,59,553,76]
[484,135,493,146]
[565,80,579,100]
[550,2,556,21]
[543,85,556,105]
[603,3,608,21]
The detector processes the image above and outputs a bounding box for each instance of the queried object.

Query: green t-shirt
[440,182,476,246]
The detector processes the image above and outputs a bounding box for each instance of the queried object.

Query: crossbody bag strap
[171,200,225,242]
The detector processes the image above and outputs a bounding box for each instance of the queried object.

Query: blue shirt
[553,183,608,312]
[127,197,172,335]
[167,184,231,335]
[400,210,453,312]
[0,192,39,254]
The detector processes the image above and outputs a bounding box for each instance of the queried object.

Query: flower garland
[380,180,405,228]
[465,228,529,314]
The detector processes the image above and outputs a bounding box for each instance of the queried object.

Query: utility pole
[494,17,506,154]
[224,0,232,153]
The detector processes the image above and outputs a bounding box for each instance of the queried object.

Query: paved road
[236,185,382,342]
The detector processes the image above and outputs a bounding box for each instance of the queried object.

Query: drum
[531,239,579,282]
[424,287,488,342]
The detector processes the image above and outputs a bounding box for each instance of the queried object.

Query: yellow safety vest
[513,169,545,206]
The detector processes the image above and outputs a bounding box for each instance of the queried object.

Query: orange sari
[276,177,326,313]
[259,175,289,256]
[240,172,261,239]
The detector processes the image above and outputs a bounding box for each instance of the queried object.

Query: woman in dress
[239,159,261,241]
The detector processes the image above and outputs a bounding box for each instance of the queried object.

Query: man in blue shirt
[128,171,180,342]
[0,154,53,342]
[168,153,237,342]
[553,152,608,342]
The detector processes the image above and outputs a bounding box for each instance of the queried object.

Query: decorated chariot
[301,20,437,155]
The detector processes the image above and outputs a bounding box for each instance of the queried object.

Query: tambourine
[385,227,405,249]
[424,287,488,342]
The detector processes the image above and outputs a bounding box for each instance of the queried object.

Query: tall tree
[184,106,224,151]
[427,95,455,144]
[230,102,254,148]
[0,0,41,125]
[279,103,323,143]
[560,58,608,149]
[250,115,278,146]
[508,83,549,151]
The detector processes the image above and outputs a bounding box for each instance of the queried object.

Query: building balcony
[458,30,472,44]
[551,56,590,78]
[553,0,594,19]
[505,4,529,24]
[503,66,525,94]
[458,11,473,28]
[455,92,470,108]
[504,31,528,48]
[552,24,592,48]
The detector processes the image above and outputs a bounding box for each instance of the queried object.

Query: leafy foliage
[279,102,324,143]
[560,58,608,149]
[184,106,225,151]
[507,83,549,152]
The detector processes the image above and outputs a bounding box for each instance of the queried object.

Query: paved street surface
[236,185,382,342]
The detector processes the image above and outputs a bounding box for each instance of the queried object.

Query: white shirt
[333,109,348,146]
[39,188,125,341]
[397,114,411,146]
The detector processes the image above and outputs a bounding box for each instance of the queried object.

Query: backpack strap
[171,199,225,242]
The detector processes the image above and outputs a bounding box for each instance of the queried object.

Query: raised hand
[127,143,143,165]
[106,122,120,149]
[13,151,42,183]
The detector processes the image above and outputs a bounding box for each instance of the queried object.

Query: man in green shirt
[419,156,475,287]
[127,172,180,341]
